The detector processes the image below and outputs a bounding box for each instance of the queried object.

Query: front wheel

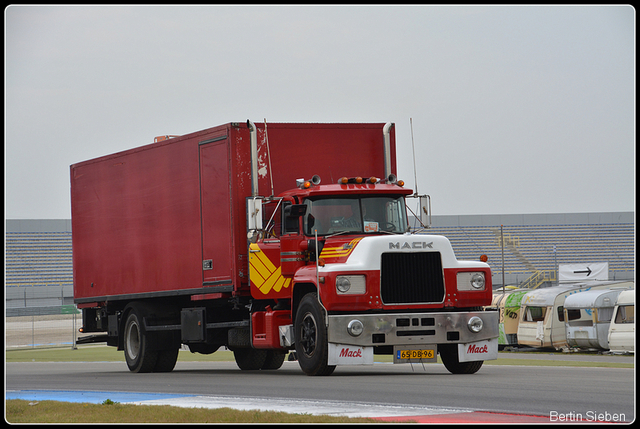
[294,293,335,376]
[439,344,484,374]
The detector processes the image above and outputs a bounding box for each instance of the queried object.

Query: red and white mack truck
[71,121,498,376]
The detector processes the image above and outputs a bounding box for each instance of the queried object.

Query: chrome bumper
[327,310,499,347]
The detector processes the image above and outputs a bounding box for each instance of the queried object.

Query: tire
[294,293,336,376]
[261,351,286,370]
[154,348,179,372]
[123,305,158,373]
[233,348,268,370]
[439,344,484,374]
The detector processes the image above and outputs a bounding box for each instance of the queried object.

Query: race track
[6,354,635,423]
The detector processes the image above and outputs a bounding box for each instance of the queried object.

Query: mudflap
[327,343,374,365]
[458,338,499,362]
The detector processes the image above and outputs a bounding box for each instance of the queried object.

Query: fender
[291,265,326,325]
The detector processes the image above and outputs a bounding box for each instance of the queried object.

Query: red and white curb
[7,390,552,423]
[131,394,470,419]
[130,394,553,423]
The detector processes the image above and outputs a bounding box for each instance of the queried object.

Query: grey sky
[5,5,635,219]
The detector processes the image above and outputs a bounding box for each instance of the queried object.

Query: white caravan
[564,288,630,350]
[607,289,635,353]
[518,281,634,350]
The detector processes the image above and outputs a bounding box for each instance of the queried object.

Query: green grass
[5,345,235,363]
[485,358,632,368]
[6,345,633,368]
[5,399,391,424]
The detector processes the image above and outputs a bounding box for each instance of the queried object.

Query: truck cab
[247,176,498,375]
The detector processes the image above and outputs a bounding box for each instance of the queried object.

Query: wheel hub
[300,312,318,357]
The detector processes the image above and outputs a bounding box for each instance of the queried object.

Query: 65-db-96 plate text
[394,345,437,363]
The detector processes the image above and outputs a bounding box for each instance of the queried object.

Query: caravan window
[558,306,582,322]
[523,306,546,322]
[614,305,635,324]
[563,307,582,322]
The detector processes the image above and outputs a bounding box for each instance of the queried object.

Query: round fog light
[347,319,364,337]
[468,316,483,333]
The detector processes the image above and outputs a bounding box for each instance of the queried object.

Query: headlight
[470,273,485,289]
[456,272,486,291]
[336,277,351,293]
[347,319,364,337]
[468,316,484,333]
[335,275,366,295]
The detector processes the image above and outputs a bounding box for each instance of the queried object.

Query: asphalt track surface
[6,354,635,423]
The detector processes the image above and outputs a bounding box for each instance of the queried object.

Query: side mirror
[247,197,263,231]
[419,195,431,227]
[284,204,307,218]
[283,204,307,234]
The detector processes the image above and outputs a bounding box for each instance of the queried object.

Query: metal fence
[5,284,80,350]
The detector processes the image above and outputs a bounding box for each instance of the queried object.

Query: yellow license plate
[397,349,435,360]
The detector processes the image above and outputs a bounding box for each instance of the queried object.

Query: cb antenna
[410,118,418,196]
[264,118,275,197]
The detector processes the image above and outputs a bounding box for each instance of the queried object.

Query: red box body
[71,122,396,303]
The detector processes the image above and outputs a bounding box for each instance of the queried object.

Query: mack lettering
[389,241,434,250]
[467,344,488,354]
[339,348,363,358]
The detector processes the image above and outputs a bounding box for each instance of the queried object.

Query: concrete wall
[6,219,72,232]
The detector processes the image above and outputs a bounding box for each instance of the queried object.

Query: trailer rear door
[199,137,234,288]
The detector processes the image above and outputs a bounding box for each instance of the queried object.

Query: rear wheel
[294,293,335,376]
[233,348,267,370]
[154,348,179,372]
[123,305,158,373]
[261,351,286,370]
[439,344,484,374]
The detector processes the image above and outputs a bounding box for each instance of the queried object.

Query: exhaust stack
[383,122,394,180]
[247,120,259,197]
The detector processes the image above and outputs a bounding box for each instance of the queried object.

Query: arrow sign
[573,267,592,276]
[560,263,607,282]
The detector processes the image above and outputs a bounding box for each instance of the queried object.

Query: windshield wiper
[326,230,357,238]
[373,229,396,235]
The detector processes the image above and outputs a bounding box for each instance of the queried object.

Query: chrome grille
[380,252,445,304]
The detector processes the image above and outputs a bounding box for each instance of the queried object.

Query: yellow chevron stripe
[250,255,271,281]
[259,266,282,294]
[249,244,291,295]
[253,245,276,271]
[273,276,291,293]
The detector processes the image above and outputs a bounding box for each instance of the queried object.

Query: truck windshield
[303,196,407,236]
